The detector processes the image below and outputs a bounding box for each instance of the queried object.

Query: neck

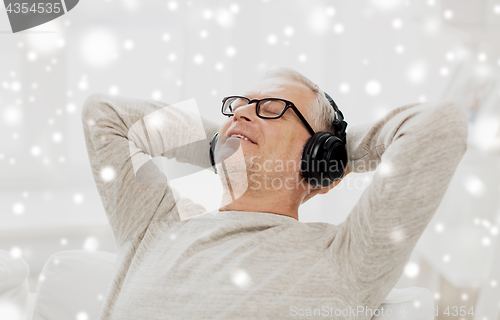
[215,158,308,220]
[218,188,304,221]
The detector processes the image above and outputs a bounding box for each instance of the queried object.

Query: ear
[319,188,330,195]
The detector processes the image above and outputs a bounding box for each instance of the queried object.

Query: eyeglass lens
[223,97,286,118]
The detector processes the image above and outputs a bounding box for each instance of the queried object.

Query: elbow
[81,93,108,124]
[437,100,469,154]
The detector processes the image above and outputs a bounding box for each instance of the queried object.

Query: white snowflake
[3,107,22,125]
[10,247,22,258]
[167,1,178,11]
[162,33,171,41]
[56,38,65,48]
[108,86,119,96]
[27,51,37,61]
[309,8,329,33]
[434,223,444,233]
[10,81,21,92]
[30,146,41,157]
[463,175,485,197]
[168,53,177,62]
[339,83,350,94]
[482,237,491,246]
[407,61,427,83]
[226,46,236,57]
[193,54,204,64]
[283,26,294,37]
[389,227,405,242]
[215,62,224,71]
[83,237,100,251]
[152,90,162,100]
[12,202,25,215]
[404,262,419,278]
[365,80,381,96]
[229,4,240,13]
[202,9,213,20]
[215,9,234,28]
[231,268,252,289]
[443,9,453,20]
[439,66,449,76]
[73,193,84,204]
[81,30,118,67]
[52,132,63,143]
[267,34,277,45]
[333,23,344,34]
[101,166,116,182]
[78,78,88,91]
[445,51,455,61]
[123,40,134,50]
[76,311,89,320]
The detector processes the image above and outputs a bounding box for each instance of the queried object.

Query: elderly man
[82,67,467,319]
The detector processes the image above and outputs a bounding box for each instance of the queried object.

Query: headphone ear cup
[301,132,329,187]
[326,137,347,182]
[301,132,347,187]
[209,132,219,174]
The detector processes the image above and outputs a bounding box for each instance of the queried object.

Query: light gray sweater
[82,93,468,319]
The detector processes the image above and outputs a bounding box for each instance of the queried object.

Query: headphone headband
[323,92,347,144]
[324,92,344,121]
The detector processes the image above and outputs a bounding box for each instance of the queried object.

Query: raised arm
[81,93,219,247]
[329,100,468,308]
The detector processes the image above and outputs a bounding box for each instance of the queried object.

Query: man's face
[215,76,317,192]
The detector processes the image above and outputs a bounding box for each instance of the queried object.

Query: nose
[233,101,256,122]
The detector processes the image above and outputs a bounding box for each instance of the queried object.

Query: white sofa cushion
[32,250,115,320]
[374,287,435,320]
[0,249,30,320]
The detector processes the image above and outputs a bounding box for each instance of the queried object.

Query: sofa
[0,249,434,319]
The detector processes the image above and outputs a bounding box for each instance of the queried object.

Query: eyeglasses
[221,96,315,136]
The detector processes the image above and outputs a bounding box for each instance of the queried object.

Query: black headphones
[209,92,348,188]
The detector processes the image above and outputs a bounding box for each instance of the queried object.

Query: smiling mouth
[229,134,257,144]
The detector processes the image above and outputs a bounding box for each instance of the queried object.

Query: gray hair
[260,67,337,134]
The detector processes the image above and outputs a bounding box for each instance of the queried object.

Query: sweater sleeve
[81,93,220,246]
[329,100,468,308]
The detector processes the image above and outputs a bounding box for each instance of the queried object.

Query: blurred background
[0,0,499,318]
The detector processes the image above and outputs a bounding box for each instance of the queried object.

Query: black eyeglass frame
[221,95,316,136]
